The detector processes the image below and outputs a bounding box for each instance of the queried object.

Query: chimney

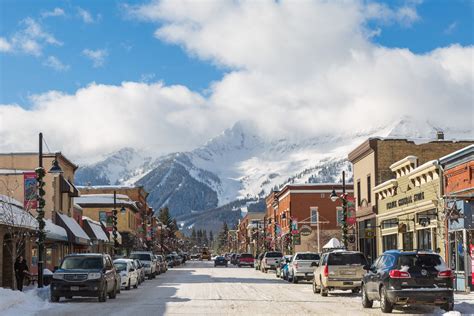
[436,130,444,141]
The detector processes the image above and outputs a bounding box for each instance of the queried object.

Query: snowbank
[0,286,51,316]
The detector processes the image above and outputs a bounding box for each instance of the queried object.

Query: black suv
[361,250,454,313]
[51,253,118,302]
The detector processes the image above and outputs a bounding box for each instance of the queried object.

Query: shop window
[382,219,398,229]
[367,175,371,204]
[46,248,53,267]
[357,180,361,206]
[417,228,431,250]
[383,234,397,252]
[31,247,38,267]
[402,232,413,251]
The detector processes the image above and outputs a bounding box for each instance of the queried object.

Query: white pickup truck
[260,251,283,273]
[288,252,320,283]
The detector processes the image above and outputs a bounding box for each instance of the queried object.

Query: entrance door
[2,234,13,288]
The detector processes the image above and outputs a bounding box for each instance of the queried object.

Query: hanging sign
[23,172,37,209]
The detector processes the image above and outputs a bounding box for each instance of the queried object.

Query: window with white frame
[310,207,319,224]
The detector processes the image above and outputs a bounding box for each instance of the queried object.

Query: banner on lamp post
[23,172,37,209]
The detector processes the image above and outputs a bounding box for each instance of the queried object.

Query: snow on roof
[323,238,342,249]
[407,159,438,177]
[77,185,138,189]
[0,195,37,229]
[74,194,138,208]
[83,216,109,242]
[0,169,33,174]
[45,219,68,241]
[57,213,90,241]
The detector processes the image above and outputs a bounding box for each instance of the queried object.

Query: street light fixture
[329,170,348,249]
[37,132,63,289]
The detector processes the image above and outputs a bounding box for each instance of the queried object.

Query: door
[366,255,385,296]
[104,257,114,292]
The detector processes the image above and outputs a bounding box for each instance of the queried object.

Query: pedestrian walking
[14,255,29,291]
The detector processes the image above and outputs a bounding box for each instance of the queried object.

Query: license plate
[70,286,79,291]
[343,281,353,285]
[342,271,355,275]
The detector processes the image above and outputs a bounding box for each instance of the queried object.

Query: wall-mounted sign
[387,192,425,210]
[300,225,312,236]
[365,228,375,238]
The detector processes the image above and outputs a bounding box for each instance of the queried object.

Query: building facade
[440,145,474,292]
[348,137,473,263]
[266,184,354,255]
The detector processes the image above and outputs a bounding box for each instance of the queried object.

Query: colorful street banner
[23,172,37,209]
[347,196,356,225]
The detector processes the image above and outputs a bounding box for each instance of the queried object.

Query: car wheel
[148,274,153,280]
[320,278,328,297]
[352,288,360,294]
[133,279,138,289]
[312,281,320,294]
[380,286,393,313]
[50,295,60,303]
[109,283,117,299]
[442,302,454,312]
[98,286,107,302]
[361,284,373,308]
[238,264,241,267]
[293,276,299,284]
[126,278,131,290]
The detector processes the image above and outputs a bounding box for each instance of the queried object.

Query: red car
[238,253,254,268]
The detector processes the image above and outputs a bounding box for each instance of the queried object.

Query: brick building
[266,184,353,255]
[349,136,473,262]
[237,212,265,255]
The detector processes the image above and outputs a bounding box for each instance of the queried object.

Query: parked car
[156,255,167,273]
[361,250,454,313]
[191,254,200,260]
[313,250,368,296]
[230,253,239,265]
[238,253,254,267]
[166,255,175,268]
[276,255,293,278]
[132,259,146,284]
[201,248,211,261]
[114,259,139,290]
[130,251,157,279]
[288,252,320,283]
[51,253,118,302]
[260,251,283,272]
[281,256,293,280]
[255,253,265,270]
[214,256,228,267]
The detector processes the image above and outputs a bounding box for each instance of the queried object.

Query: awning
[56,213,90,245]
[83,217,109,242]
[60,176,79,197]
[45,219,68,242]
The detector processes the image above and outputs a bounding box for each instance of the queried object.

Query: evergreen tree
[209,231,214,247]
[218,222,229,251]
[191,228,197,245]
[203,229,209,247]
[158,207,172,227]
[197,229,203,246]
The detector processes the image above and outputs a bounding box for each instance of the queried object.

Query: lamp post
[330,170,348,249]
[112,191,119,256]
[37,132,63,288]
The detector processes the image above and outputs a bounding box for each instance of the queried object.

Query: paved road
[41,260,472,315]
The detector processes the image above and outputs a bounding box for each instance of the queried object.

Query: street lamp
[329,170,348,249]
[37,132,63,288]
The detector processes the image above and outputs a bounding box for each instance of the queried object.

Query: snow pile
[0,287,51,316]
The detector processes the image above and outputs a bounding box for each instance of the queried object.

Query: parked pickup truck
[288,252,320,283]
[260,251,283,273]
[238,253,254,267]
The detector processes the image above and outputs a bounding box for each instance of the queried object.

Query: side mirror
[53,266,59,272]
[363,264,370,271]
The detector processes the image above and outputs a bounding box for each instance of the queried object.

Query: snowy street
[15,260,469,316]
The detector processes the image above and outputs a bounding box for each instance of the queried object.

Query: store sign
[300,225,312,236]
[365,228,375,238]
[387,192,425,210]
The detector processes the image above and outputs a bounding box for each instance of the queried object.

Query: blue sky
[0,0,472,106]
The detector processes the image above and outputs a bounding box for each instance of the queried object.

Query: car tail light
[323,265,328,277]
[438,270,454,279]
[294,262,298,269]
[389,270,411,278]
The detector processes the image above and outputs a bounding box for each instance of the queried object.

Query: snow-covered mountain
[75,116,473,231]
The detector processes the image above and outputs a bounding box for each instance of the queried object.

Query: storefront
[374,157,445,258]
[440,145,474,292]
[56,212,90,253]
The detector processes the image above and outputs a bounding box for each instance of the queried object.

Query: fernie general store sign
[386,192,425,210]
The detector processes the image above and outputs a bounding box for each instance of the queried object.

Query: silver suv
[130,251,157,279]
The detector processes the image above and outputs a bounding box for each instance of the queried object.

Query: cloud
[0,37,12,52]
[365,1,421,27]
[82,48,108,67]
[77,7,100,24]
[0,17,62,56]
[443,21,458,35]
[41,8,65,18]
[1,0,472,162]
[43,56,70,71]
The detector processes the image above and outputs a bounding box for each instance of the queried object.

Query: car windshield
[397,254,444,269]
[328,253,367,266]
[240,254,253,258]
[130,254,151,261]
[296,253,320,260]
[114,262,127,272]
[61,257,103,270]
[265,252,283,258]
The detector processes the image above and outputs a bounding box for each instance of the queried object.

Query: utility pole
[36,133,45,288]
